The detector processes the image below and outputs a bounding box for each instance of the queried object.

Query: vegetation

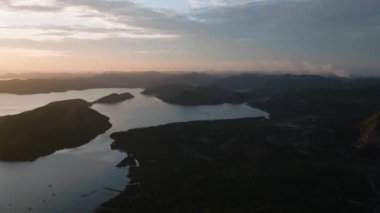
[98,117,379,212]
[1,72,380,211]
[248,84,380,119]
[97,74,380,212]
[142,85,246,106]
[93,92,134,104]
[140,73,380,108]
[0,99,111,161]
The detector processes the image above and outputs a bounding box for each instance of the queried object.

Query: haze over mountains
[1,0,380,212]
[0,71,378,94]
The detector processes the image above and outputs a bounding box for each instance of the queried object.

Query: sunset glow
[0,0,379,75]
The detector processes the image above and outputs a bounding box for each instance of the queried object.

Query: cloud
[2,0,379,48]
[0,47,64,57]
[298,62,349,78]
[181,0,380,67]
[0,0,379,74]
[193,60,349,77]
[187,0,253,8]
[0,24,177,41]
[0,0,62,12]
[0,1,180,41]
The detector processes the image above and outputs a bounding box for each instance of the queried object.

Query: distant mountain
[249,84,380,118]
[0,72,170,94]
[0,72,96,80]
[0,99,111,161]
[142,74,380,108]
[0,72,379,97]
[165,86,246,106]
[0,72,218,95]
[212,74,349,95]
[88,71,170,88]
[142,84,246,106]
[156,72,221,87]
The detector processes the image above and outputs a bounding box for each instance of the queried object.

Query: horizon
[1,2,380,211]
[0,70,379,79]
[0,0,379,76]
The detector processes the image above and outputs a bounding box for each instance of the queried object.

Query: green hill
[0,99,111,161]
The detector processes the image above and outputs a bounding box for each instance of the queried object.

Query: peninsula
[0,99,112,161]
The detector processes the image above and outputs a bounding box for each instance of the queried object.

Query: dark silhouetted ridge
[0,99,111,161]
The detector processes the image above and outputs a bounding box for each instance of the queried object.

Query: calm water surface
[0,88,267,213]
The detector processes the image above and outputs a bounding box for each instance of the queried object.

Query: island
[0,99,112,161]
[141,84,193,97]
[93,92,134,104]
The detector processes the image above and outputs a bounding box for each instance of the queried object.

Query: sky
[0,0,379,76]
